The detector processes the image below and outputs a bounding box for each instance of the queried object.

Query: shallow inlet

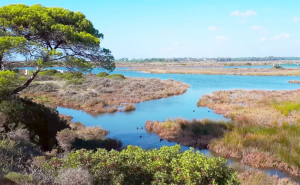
[22,67,300,182]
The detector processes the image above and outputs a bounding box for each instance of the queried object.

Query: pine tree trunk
[0,54,3,70]
[11,67,41,94]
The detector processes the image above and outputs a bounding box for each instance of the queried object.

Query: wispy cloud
[295,40,300,44]
[261,33,290,42]
[215,36,228,41]
[208,26,218,31]
[294,17,300,22]
[251,25,263,30]
[230,10,257,17]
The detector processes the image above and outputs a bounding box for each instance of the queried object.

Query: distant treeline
[116,56,300,62]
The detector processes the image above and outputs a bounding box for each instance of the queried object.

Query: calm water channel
[22,67,300,182]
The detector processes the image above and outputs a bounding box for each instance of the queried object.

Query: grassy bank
[21,70,190,114]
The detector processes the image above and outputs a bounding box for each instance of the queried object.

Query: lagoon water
[22,67,300,181]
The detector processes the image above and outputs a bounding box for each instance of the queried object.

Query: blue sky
[1,0,300,59]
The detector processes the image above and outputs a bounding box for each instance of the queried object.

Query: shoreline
[120,67,300,76]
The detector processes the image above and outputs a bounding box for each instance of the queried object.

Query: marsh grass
[210,124,300,176]
[271,101,300,116]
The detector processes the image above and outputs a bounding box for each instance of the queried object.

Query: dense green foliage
[55,71,83,80]
[0,3,114,70]
[0,36,27,70]
[0,71,25,93]
[0,3,115,93]
[44,145,239,184]
[0,96,70,150]
[39,69,59,76]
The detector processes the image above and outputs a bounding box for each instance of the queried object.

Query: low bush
[106,74,125,79]
[65,78,84,86]
[124,104,136,112]
[0,136,41,173]
[97,72,109,77]
[57,168,94,185]
[39,69,58,76]
[56,126,109,151]
[44,145,240,184]
[22,83,59,94]
[4,172,33,184]
[272,65,284,69]
[55,72,83,80]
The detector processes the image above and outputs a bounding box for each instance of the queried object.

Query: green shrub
[44,145,239,184]
[0,96,70,150]
[97,72,109,77]
[55,72,83,80]
[0,70,26,94]
[4,172,33,184]
[0,137,41,173]
[39,69,58,76]
[272,65,284,69]
[106,74,125,79]
[65,78,84,86]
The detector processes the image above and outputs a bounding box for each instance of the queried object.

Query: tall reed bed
[210,124,300,176]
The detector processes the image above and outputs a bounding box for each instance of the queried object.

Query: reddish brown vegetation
[198,89,300,126]
[21,74,189,114]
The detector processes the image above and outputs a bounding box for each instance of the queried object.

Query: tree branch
[11,67,41,94]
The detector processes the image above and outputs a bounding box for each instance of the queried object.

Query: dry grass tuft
[238,169,297,185]
[57,168,94,185]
